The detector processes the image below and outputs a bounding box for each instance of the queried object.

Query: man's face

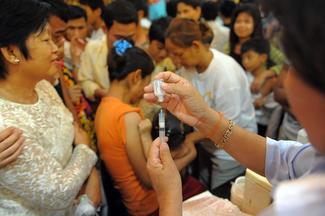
[106,21,137,48]
[48,16,66,49]
[66,17,88,41]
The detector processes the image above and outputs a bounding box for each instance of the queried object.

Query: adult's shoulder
[84,36,107,54]
[211,49,244,72]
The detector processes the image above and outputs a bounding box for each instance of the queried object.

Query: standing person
[144,0,325,215]
[79,0,106,41]
[201,1,230,52]
[78,0,138,101]
[63,5,98,150]
[241,38,279,136]
[0,0,97,215]
[165,18,256,192]
[176,0,202,21]
[219,0,236,28]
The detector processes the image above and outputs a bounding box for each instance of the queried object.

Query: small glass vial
[153,79,164,102]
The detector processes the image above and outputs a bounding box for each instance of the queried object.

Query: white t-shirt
[178,49,257,132]
[177,49,257,186]
[246,72,279,126]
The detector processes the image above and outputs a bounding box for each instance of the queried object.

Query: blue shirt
[260,138,325,216]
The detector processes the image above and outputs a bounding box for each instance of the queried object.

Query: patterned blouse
[0,80,97,215]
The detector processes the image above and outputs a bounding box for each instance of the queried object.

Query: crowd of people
[0,0,324,216]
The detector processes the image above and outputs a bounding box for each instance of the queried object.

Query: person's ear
[191,40,201,51]
[0,46,22,65]
[127,69,142,86]
[260,53,268,64]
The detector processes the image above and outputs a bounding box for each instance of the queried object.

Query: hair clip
[113,40,133,56]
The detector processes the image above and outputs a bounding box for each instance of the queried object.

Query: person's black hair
[241,38,269,54]
[261,0,325,94]
[0,0,50,79]
[108,41,154,81]
[201,1,219,21]
[67,5,88,21]
[151,110,194,150]
[126,0,148,17]
[241,38,274,68]
[229,3,263,63]
[167,0,178,18]
[149,17,172,43]
[40,0,69,22]
[79,0,104,10]
[177,0,202,9]
[219,0,236,18]
[102,0,138,30]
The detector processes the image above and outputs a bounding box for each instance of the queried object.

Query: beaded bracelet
[216,120,234,149]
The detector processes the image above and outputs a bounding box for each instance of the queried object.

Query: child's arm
[254,77,278,109]
[251,70,277,94]
[171,131,206,171]
[260,76,278,97]
[172,139,197,171]
[125,112,152,188]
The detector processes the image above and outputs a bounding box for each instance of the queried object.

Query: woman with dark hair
[0,0,97,214]
[165,18,257,192]
[144,0,325,215]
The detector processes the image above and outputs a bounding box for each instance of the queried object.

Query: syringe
[158,109,165,144]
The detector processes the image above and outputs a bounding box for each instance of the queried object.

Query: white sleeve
[0,140,97,210]
[78,45,101,100]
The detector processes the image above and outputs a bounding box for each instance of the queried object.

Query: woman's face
[285,69,325,153]
[165,38,199,69]
[234,12,254,40]
[18,25,59,82]
[177,2,201,21]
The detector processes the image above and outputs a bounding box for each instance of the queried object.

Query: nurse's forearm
[196,109,267,176]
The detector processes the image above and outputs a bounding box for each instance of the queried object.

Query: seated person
[241,38,279,136]
[95,40,197,215]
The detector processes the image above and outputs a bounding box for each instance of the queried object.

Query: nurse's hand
[144,72,216,130]
[146,138,182,216]
[0,127,25,168]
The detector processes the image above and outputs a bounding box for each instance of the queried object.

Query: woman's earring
[11,56,20,64]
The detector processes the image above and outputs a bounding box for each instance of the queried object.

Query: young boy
[241,38,279,136]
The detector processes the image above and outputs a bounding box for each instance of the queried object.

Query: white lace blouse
[0,80,97,215]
